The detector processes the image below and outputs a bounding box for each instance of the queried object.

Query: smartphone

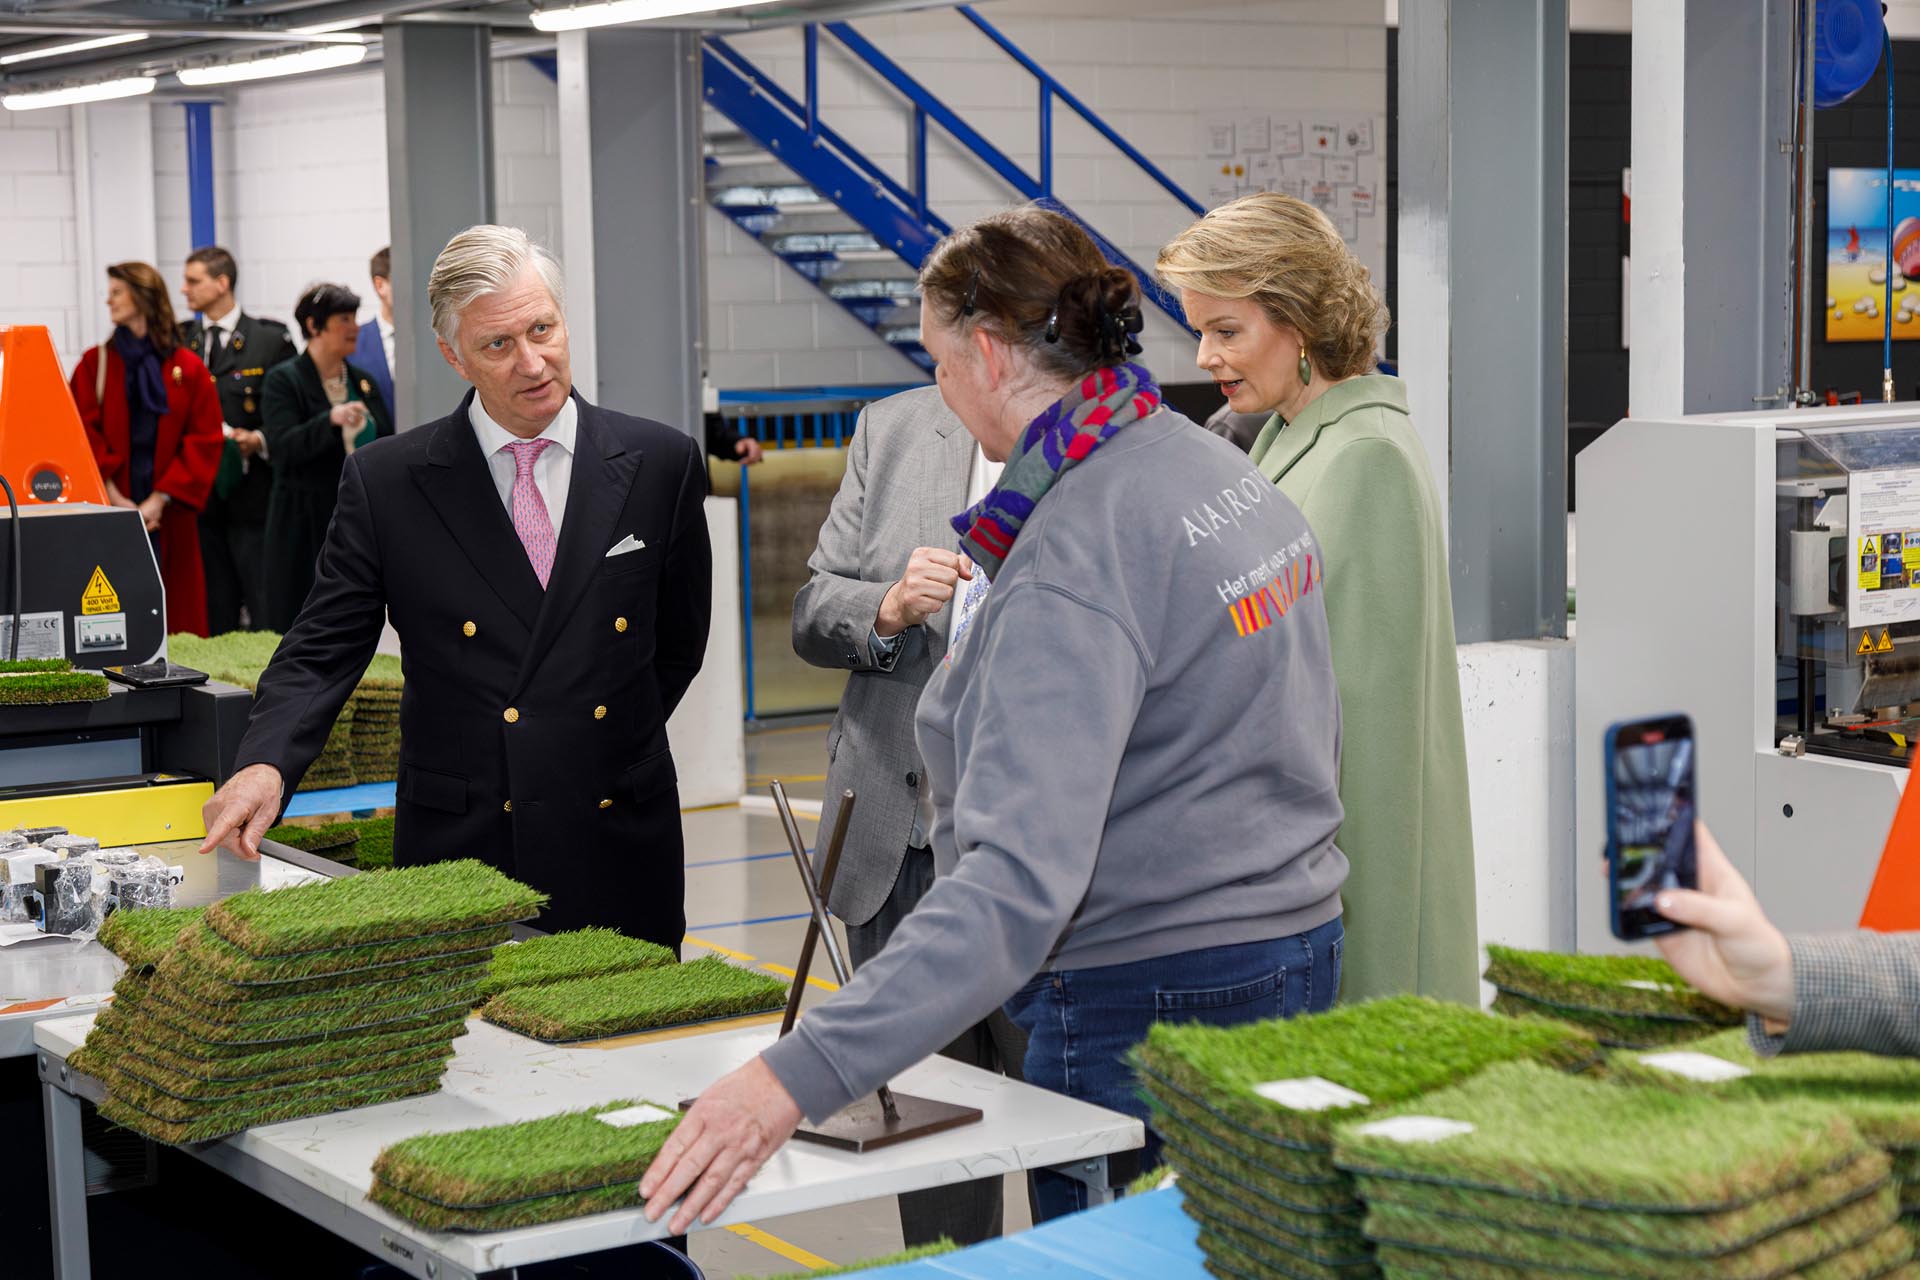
[1604,714,1698,941]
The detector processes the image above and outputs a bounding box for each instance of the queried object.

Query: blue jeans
[1002,916,1343,1222]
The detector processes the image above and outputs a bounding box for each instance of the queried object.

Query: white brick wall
[705,0,1389,389]
[0,107,84,372]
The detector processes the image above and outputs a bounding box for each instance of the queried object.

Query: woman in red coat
[71,262,225,637]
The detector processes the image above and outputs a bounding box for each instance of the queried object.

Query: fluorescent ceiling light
[176,44,366,86]
[0,33,149,67]
[532,0,780,34]
[2,75,155,111]
[289,18,369,36]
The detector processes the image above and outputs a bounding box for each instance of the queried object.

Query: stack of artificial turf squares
[0,658,110,705]
[70,860,544,1144]
[266,815,396,869]
[1485,944,1743,1049]
[480,952,789,1042]
[1332,1062,1917,1280]
[168,632,402,791]
[1610,1028,1920,1236]
[1130,996,1601,1280]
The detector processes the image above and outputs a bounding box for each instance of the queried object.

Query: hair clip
[1044,307,1059,343]
[962,267,980,317]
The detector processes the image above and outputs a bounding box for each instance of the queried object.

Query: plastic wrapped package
[16,826,67,843]
[27,859,95,934]
[2,849,62,924]
[41,834,99,855]
[105,860,175,916]
[0,830,28,854]
[92,847,139,867]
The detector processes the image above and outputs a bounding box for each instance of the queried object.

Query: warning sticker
[80,566,119,616]
[1849,469,1920,628]
[1859,631,1877,656]
[1879,628,1897,654]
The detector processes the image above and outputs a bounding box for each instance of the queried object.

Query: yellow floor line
[680,801,742,814]
[726,1222,831,1269]
[760,961,839,993]
[682,934,757,963]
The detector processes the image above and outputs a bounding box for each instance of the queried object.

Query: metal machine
[1577,403,1916,952]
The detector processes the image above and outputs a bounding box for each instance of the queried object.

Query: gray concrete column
[382,22,494,430]
[1629,0,1795,416]
[1398,0,1569,645]
[557,28,705,437]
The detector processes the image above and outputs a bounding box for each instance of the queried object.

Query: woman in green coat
[1159,192,1479,1005]
[260,282,392,631]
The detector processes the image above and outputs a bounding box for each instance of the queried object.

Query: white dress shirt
[470,395,578,540]
[200,310,238,358]
[378,316,395,377]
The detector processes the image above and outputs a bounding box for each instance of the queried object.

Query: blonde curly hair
[1156,193,1388,381]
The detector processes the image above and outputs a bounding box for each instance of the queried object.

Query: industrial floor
[681,720,1034,1278]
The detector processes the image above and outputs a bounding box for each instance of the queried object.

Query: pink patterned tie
[503,439,556,588]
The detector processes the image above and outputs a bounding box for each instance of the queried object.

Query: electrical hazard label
[1881,629,1897,653]
[1857,628,1898,656]
[80,566,119,616]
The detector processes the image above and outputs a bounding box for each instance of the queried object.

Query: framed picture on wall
[1827,167,1920,342]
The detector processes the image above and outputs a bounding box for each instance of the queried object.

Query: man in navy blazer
[202,225,712,951]
[351,245,396,415]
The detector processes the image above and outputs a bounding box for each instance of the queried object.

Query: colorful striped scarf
[951,361,1162,580]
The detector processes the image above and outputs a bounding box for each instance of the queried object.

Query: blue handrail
[956,5,1203,217]
[821,20,1188,327]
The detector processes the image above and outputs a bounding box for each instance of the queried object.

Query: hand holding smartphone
[1605,714,1699,941]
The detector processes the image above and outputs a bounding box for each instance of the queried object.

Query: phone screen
[1608,716,1697,940]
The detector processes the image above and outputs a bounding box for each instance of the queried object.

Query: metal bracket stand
[769,781,983,1153]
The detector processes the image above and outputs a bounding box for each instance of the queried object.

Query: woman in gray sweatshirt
[643,206,1348,1231]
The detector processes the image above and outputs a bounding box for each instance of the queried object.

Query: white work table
[35,1012,1143,1279]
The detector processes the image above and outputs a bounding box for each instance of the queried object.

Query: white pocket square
[605,534,646,557]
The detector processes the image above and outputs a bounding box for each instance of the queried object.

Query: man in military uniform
[180,247,298,633]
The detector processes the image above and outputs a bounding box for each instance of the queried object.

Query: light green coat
[1249,375,1479,1005]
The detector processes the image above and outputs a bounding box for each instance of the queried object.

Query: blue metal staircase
[700,6,1204,373]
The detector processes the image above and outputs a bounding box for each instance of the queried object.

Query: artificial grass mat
[175,918,511,985]
[99,1068,444,1145]
[97,904,208,970]
[85,1005,467,1073]
[762,1241,959,1279]
[1159,1125,1370,1215]
[1483,946,1742,1024]
[479,955,788,1042]
[206,859,543,957]
[267,816,396,870]
[1333,1063,1869,1212]
[1490,991,1723,1048]
[158,933,499,1000]
[1359,1187,1897,1278]
[92,1054,450,1124]
[151,961,486,1027]
[137,985,479,1046]
[0,669,111,704]
[80,1025,455,1093]
[369,1100,682,1231]
[1367,1219,1914,1280]
[1178,1164,1372,1247]
[480,928,675,997]
[1134,996,1599,1150]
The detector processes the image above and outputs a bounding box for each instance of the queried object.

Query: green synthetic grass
[96,905,207,970]
[81,1024,454,1091]
[1126,1167,1177,1198]
[100,1067,443,1145]
[762,1242,960,1280]
[103,990,471,1060]
[93,1051,448,1123]
[0,658,77,674]
[87,1004,466,1074]
[1353,1149,1893,1256]
[480,956,788,1042]
[176,918,510,985]
[1147,1076,1362,1183]
[1607,1029,1920,1154]
[156,961,487,1026]
[1361,1187,1896,1279]
[264,821,362,856]
[1134,996,1598,1150]
[1192,1215,1376,1280]
[1370,1220,1915,1280]
[159,937,497,1002]
[1178,1165,1372,1248]
[1490,990,1723,1048]
[1158,1124,1371,1216]
[480,929,675,997]
[0,670,110,704]
[206,860,543,957]
[1333,1062,1868,1213]
[140,983,479,1046]
[1484,946,1743,1024]
[369,1100,681,1231]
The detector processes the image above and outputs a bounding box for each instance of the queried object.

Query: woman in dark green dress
[261,283,393,631]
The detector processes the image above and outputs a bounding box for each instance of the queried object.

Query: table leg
[40,1077,91,1278]
[1047,1154,1116,1207]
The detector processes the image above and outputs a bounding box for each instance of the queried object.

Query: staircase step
[880,324,922,345]
[827,278,920,301]
[712,183,823,209]
[768,231,882,255]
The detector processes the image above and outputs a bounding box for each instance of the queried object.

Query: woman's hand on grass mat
[201,764,284,860]
[641,1056,800,1234]
[1654,824,1794,1029]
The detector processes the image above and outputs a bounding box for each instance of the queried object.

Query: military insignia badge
[231,331,245,351]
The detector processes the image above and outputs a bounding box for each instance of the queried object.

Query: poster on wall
[1826,168,1920,342]
[1197,110,1380,251]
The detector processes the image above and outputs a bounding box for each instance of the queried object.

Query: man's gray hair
[427,224,566,347]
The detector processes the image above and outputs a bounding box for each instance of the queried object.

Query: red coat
[70,342,224,637]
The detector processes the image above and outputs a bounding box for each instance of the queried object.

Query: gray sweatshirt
[761,408,1347,1121]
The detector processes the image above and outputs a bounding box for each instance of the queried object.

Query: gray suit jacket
[792,386,974,926]
[1750,932,1920,1059]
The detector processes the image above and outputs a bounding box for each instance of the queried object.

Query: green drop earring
[1297,346,1312,386]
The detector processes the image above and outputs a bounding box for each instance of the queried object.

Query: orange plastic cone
[1858,755,1920,930]
[0,325,107,506]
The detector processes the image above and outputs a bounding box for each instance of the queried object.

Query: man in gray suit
[792,384,1028,1246]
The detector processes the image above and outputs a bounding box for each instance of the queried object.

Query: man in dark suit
[179,246,298,633]
[351,245,396,415]
[201,224,713,951]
